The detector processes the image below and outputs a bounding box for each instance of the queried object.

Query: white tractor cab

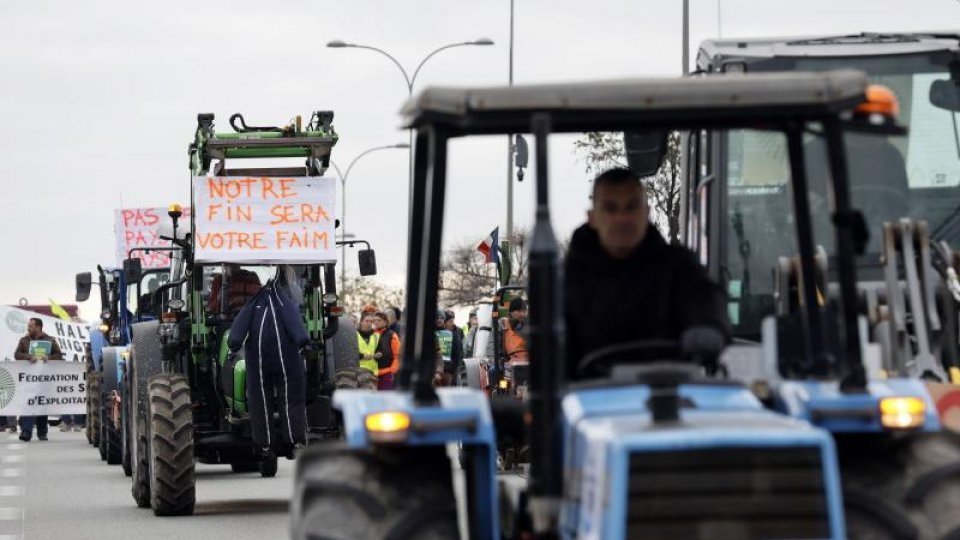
[695,33,960,379]
[693,33,960,537]
[291,70,905,539]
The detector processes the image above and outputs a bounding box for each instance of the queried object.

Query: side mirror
[358,249,377,276]
[123,258,143,284]
[75,272,92,302]
[514,135,529,182]
[930,79,960,112]
[624,131,668,177]
[514,135,529,168]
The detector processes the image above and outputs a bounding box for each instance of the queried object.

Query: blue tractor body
[562,384,845,538]
[774,378,941,433]
[291,70,894,539]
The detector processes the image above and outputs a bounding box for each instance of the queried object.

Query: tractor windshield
[721,53,960,337]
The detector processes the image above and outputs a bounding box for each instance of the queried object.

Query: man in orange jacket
[373,311,401,390]
[501,298,528,362]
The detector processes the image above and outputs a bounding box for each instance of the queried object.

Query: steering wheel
[577,340,681,377]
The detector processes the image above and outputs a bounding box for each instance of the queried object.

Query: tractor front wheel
[842,432,960,539]
[292,444,458,540]
[147,374,195,516]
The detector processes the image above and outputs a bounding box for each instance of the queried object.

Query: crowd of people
[347,303,519,390]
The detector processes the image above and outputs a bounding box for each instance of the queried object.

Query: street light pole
[326,38,495,229]
[329,143,409,288]
[505,0,516,273]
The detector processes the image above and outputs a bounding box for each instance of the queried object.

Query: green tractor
[125,111,370,516]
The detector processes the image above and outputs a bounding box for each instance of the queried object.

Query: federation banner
[0,361,86,416]
[193,176,337,264]
[0,306,89,363]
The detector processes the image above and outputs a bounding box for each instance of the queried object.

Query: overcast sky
[1,0,957,319]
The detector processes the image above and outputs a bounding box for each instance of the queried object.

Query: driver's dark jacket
[564,224,728,379]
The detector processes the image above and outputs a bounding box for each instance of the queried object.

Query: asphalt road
[0,428,294,540]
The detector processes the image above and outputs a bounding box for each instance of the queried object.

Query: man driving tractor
[564,167,729,378]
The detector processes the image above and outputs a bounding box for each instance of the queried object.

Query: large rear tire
[129,321,162,508]
[147,374,195,516]
[86,370,100,446]
[292,444,458,540]
[131,417,151,508]
[98,402,108,462]
[101,348,122,465]
[121,364,132,477]
[841,432,960,539]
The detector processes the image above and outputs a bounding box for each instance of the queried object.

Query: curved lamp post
[326,38,495,218]
[330,143,409,287]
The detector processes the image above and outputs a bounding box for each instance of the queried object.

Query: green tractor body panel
[232,360,247,415]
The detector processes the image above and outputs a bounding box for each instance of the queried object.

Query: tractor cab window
[205,264,270,316]
[126,270,171,320]
[720,54,960,339]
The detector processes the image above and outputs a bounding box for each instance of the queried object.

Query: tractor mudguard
[233,359,247,414]
[776,378,942,433]
[327,388,499,540]
[130,321,164,416]
[89,328,109,372]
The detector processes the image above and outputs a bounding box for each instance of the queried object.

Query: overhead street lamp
[326,37,495,218]
[329,143,409,287]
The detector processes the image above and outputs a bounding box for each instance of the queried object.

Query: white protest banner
[0,306,90,363]
[193,176,337,264]
[0,361,86,416]
[115,206,192,269]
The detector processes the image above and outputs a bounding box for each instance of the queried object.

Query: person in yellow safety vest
[357,313,381,377]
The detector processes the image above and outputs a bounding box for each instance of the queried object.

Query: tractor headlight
[365,411,410,443]
[321,293,338,305]
[880,397,926,430]
[168,298,186,311]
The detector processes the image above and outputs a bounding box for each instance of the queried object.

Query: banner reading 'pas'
[115,206,192,269]
[193,176,337,264]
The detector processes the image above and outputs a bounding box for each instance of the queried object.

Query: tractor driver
[208,264,262,316]
[564,167,729,379]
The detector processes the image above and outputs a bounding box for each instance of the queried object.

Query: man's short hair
[29,317,42,329]
[591,167,644,199]
[509,298,527,313]
[389,306,401,320]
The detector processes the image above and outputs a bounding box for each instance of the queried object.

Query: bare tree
[439,229,530,306]
[572,131,683,244]
[338,275,404,316]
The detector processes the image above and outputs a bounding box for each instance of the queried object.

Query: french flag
[477,227,500,264]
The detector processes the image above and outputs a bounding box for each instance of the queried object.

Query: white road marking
[0,508,21,521]
[0,457,22,465]
[0,445,21,452]
[0,470,22,479]
[0,487,21,497]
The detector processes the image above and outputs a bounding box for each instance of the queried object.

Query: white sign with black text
[0,360,86,416]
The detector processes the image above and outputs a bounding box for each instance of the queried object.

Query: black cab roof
[400,69,869,135]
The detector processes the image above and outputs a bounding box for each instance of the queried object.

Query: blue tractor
[289,70,906,539]
[693,33,960,538]
[76,251,178,475]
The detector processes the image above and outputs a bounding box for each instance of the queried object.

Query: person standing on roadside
[14,318,64,442]
[373,311,401,390]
